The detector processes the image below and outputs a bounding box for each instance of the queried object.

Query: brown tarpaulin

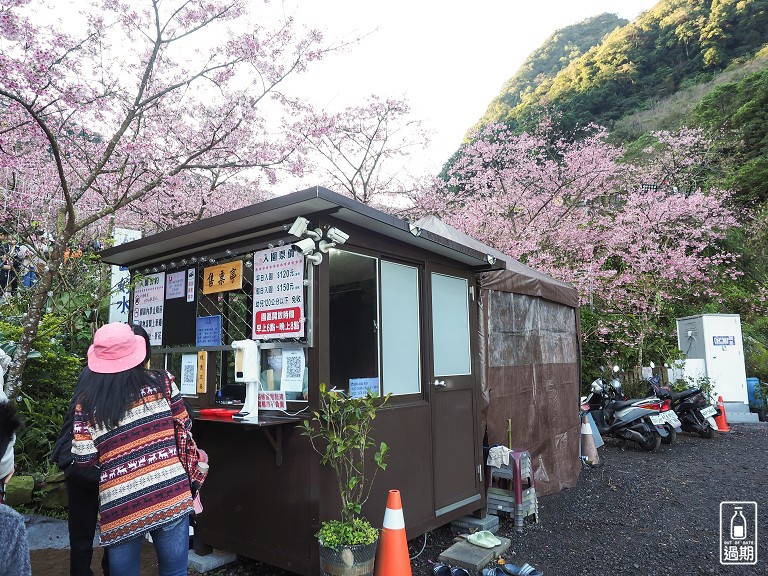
[477,289,581,496]
[417,216,582,496]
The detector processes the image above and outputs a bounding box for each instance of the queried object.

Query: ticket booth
[100,187,507,575]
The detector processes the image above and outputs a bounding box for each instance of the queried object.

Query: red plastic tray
[198,408,240,417]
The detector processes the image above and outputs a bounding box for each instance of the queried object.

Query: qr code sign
[285,354,303,379]
[182,363,195,384]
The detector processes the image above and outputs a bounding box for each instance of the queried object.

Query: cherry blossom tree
[296,95,430,206]
[0,0,335,394]
[411,122,738,368]
[411,120,623,261]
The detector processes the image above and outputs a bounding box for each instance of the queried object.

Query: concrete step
[450,513,499,534]
[439,535,511,574]
[188,550,237,573]
[724,402,751,414]
[725,411,761,424]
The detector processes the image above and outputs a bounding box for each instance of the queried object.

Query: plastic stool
[486,449,539,532]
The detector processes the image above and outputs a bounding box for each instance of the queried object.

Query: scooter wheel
[638,432,661,452]
[661,425,677,445]
[698,425,716,439]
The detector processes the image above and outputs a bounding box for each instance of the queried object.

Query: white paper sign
[108,228,142,323]
[166,271,186,300]
[180,354,198,395]
[186,268,196,302]
[132,272,166,345]
[280,349,305,392]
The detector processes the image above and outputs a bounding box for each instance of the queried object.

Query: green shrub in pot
[299,383,390,547]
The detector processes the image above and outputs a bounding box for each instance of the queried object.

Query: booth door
[429,267,482,516]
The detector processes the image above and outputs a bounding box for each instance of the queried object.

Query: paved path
[24,514,92,550]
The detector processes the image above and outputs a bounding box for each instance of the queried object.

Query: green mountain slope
[477,0,768,135]
[476,13,627,132]
[614,48,768,138]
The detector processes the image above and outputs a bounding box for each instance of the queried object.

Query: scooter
[645,374,719,438]
[635,373,683,445]
[583,369,667,452]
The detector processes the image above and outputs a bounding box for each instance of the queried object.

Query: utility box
[676,314,748,403]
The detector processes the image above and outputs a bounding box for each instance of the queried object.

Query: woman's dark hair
[131,323,152,366]
[76,324,162,429]
[75,366,164,430]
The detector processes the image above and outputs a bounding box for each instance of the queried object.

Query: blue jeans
[21,270,37,288]
[107,515,190,576]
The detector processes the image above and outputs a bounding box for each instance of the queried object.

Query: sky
[37,0,659,192]
[275,0,660,188]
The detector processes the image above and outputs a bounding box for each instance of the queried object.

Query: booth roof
[99,187,503,270]
[415,215,579,308]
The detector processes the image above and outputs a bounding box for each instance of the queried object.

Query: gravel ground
[206,424,767,576]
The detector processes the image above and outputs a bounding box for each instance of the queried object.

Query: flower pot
[319,539,378,576]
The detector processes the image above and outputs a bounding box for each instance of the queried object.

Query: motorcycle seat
[608,399,637,410]
[672,388,701,402]
[651,387,672,399]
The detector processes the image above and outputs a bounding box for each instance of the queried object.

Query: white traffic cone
[581,414,599,465]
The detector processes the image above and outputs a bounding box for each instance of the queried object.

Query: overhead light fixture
[408,224,421,237]
[318,226,349,253]
[288,216,322,241]
[486,254,496,265]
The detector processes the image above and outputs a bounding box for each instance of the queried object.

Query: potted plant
[299,383,390,576]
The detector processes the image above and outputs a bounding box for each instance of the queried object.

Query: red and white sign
[252,247,305,339]
[258,391,287,410]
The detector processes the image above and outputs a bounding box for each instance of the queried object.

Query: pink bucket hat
[87,323,148,374]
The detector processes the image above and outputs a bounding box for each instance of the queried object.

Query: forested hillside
[475,0,768,135]
[477,13,627,130]
[432,0,768,385]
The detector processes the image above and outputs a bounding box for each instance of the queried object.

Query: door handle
[434,379,446,388]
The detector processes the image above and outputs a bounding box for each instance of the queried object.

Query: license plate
[662,411,681,426]
[649,414,664,425]
[700,405,717,418]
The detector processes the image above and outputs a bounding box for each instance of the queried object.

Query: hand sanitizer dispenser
[232,339,259,382]
[231,339,260,422]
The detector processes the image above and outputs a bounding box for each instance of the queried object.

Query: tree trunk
[3,239,67,397]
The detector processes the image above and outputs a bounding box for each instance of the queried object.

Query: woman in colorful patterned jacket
[72,323,199,576]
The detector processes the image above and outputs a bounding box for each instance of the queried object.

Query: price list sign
[252,246,304,339]
[132,272,166,345]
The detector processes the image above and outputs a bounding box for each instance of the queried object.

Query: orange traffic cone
[374,490,412,576]
[714,396,730,432]
[581,414,600,466]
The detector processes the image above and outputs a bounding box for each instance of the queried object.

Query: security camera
[326,227,349,245]
[288,216,309,238]
[292,237,317,256]
[288,216,321,241]
[318,227,351,254]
